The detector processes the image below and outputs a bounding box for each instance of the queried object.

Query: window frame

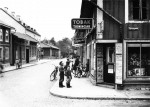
[0,47,3,60]
[129,0,148,20]
[5,30,9,42]
[125,0,150,23]
[5,47,9,60]
[0,29,3,42]
[127,42,150,78]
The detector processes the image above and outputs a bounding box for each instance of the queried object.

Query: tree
[56,37,72,58]
[49,37,56,46]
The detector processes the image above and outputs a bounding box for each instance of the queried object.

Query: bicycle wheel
[50,70,56,81]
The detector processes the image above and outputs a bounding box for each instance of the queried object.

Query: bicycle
[50,64,59,81]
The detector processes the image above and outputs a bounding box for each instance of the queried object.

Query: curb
[49,81,150,100]
[50,90,150,100]
[3,61,49,73]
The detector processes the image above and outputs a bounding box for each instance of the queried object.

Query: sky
[0,0,82,41]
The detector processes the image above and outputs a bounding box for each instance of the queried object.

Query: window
[5,30,9,42]
[5,47,9,60]
[129,0,149,20]
[0,29,3,41]
[127,43,150,77]
[107,47,115,63]
[22,46,25,59]
[0,47,3,59]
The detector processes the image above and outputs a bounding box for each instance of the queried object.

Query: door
[104,44,115,83]
[26,49,29,63]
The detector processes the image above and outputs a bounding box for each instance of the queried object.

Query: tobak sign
[71,18,93,29]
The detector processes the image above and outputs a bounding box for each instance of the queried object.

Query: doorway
[26,49,29,63]
[103,44,115,84]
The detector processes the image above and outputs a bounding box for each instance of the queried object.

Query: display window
[127,43,150,77]
[5,47,9,60]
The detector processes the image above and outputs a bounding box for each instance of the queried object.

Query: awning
[13,32,38,42]
[0,20,15,29]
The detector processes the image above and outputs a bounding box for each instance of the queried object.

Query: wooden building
[77,0,150,89]
[40,43,60,59]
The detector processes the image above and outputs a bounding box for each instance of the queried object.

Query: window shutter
[129,0,133,20]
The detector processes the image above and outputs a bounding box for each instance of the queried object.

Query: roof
[0,20,15,29]
[13,32,38,42]
[0,8,41,36]
[40,43,59,50]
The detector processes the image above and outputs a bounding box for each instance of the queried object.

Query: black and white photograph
[0,0,150,107]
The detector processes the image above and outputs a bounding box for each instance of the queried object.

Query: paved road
[0,59,150,107]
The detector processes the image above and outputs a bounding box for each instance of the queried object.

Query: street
[0,59,150,107]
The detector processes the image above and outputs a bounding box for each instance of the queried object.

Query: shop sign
[71,18,93,29]
[74,31,85,44]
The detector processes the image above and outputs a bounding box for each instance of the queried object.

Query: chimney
[16,15,21,21]
[11,11,15,16]
[4,7,8,12]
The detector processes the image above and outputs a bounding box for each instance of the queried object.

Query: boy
[66,66,72,88]
[59,61,65,88]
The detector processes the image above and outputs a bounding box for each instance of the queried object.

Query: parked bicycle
[50,64,59,81]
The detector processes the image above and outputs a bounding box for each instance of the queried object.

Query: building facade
[0,7,40,66]
[40,43,60,59]
[76,0,150,89]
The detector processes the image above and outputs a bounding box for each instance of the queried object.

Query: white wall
[0,9,25,33]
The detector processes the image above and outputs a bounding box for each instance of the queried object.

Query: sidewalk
[3,59,51,72]
[50,76,150,100]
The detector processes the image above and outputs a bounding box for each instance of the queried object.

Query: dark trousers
[59,72,64,87]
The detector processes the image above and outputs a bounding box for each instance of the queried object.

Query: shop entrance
[96,43,115,84]
[26,49,29,63]
[103,44,115,84]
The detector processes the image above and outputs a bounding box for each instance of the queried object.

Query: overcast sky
[0,0,82,41]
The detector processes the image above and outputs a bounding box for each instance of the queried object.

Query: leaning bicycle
[50,64,59,81]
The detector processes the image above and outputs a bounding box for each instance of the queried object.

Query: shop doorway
[26,49,29,63]
[103,44,115,84]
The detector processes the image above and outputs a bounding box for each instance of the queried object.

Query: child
[66,66,72,88]
[0,63,4,77]
[59,61,65,88]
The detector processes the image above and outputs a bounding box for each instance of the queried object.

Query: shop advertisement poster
[115,43,122,54]
[115,54,122,84]
[97,58,103,82]
[115,43,123,84]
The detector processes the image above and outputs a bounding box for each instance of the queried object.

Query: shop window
[127,43,150,77]
[0,29,3,41]
[0,47,3,59]
[129,0,149,20]
[107,47,115,63]
[5,47,9,60]
[22,46,25,59]
[5,30,9,42]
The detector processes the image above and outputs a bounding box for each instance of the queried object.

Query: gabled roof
[40,43,59,50]
[0,20,15,29]
[0,8,41,36]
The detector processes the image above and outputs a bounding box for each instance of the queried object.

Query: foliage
[41,37,74,58]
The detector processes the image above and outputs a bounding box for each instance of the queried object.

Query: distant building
[40,43,60,59]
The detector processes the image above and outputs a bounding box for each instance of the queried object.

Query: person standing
[73,56,80,77]
[66,66,72,88]
[59,61,65,88]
